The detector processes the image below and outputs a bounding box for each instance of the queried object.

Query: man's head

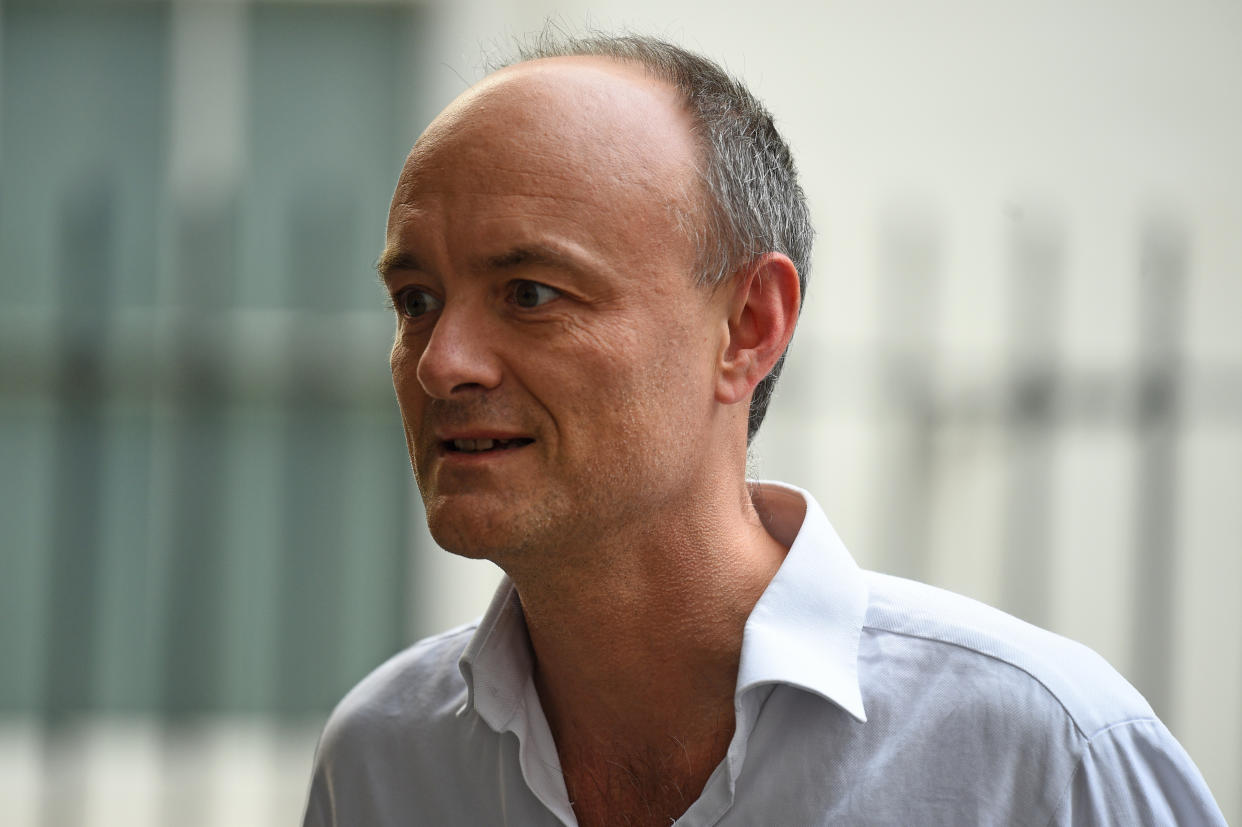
[379,36,806,562]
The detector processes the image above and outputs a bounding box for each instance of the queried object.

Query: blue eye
[395,287,443,318]
[512,280,560,308]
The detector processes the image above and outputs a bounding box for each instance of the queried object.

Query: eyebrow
[375,249,419,282]
[376,243,587,282]
[483,244,582,275]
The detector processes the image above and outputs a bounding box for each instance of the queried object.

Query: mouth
[443,437,535,454]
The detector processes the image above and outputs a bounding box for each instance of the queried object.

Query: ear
[715,252,801,406]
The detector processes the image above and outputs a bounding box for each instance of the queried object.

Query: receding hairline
[393,52,713,247]
[481,53,720,260]
[383,52,713,285]
[424,53,698,145]
[480,52,711,156]
[486,52,677,88]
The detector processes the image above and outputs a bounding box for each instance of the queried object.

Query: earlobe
[715,253,801,406]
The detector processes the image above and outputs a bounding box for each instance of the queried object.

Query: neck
[505,478,788,774]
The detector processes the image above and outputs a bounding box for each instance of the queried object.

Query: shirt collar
[457,577,530,730]
[737,480,869,722]
[458,479,869,726]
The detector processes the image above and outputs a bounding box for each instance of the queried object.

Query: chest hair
[561,732,729,827]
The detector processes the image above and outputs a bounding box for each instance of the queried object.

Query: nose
[414,302,503,399]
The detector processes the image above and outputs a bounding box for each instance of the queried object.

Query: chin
[424,499,539,562]
[419,480,587,565]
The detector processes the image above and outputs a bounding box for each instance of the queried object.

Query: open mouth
[444,437,535,454]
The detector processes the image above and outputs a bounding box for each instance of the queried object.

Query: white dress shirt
[303,481,1225,825]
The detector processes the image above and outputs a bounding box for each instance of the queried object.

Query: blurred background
[1,0,1239,824]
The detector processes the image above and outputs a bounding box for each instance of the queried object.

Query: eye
[511,280,560,308]
[394,286,443,318]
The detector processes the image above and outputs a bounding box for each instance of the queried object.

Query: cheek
[389,336,421,389]
[559,314,709,424]
[389,338,429,431]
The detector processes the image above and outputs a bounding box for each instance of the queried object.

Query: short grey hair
[502,31,814,442]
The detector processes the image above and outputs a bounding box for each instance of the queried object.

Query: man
[303,34,1224,826]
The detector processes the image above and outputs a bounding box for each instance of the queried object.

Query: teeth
[453,438,495,452]
[448,437,534,453]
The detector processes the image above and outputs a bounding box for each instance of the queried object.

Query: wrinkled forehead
[394,56,703,206]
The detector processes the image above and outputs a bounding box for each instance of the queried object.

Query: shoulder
[303,622,487,826]
[860,571,1152,738]
[317,621,478,758]
[848,573,1229,823]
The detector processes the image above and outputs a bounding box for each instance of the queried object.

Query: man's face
[381,58,730,564]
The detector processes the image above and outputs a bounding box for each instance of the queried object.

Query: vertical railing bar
[40,175,118,827]
[155,227,233,827]
[274,185,356,721]
[874,206,942,583]
[1000,208,1063,628]
[1128,213,1188,724]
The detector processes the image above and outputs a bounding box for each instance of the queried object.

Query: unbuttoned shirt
[303,481,1225,826]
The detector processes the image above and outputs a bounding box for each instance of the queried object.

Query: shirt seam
[860,622,1131,741]
[507,683,578,826]
[689,683,780,827]
[1082,716,1161,740]
[1041,717,1161,827]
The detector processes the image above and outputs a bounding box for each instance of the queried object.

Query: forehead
[416,56,697,179]
[385,57,703,265]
